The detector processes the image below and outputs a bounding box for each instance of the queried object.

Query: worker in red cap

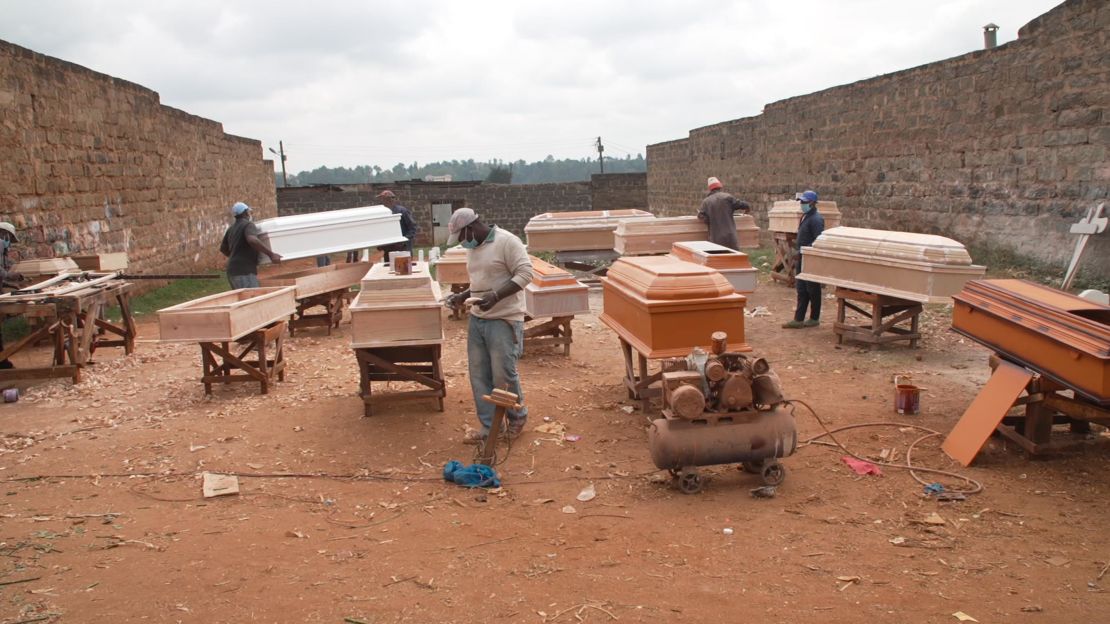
[698,176,751,251]
[373,189,417,264]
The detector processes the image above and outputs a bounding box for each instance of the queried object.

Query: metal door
[432,203,453,245]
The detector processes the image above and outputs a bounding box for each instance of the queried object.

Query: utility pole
[596,136,605,174]
[269,141,288,187]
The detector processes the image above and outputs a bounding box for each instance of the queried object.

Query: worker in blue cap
[783,190,825,329]
[219,202,281,289]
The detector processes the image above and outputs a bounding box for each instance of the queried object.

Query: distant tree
[485,164,512,184]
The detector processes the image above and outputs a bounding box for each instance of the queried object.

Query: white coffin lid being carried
[255,205,406,262]
[768,200,842,234]
[796,226,986,304]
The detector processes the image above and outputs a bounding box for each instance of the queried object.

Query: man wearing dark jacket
[783,190,825,329]
[375,190,417,263]
[697,177,750,251]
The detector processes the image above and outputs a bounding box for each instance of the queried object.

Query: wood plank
[942,360,1034,466]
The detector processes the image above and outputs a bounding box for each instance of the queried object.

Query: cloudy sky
[3,0,1059,175]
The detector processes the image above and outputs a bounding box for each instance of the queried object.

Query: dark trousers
[794,278,822,322]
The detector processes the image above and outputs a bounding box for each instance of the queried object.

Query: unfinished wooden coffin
[433,246,469,284]
[12,257,79,277]
[157,287,296,343]
[767,200,842,234]
[358,261,437,305]
[70,252,129,271]
[952,279,1109,405]
[525,255,590,318]
[600,255,749,359]
[525,209,656,252]
[613,214,760,255]
[350,261,444,347]
[258,261,370,299]
[795,227,985,303]
[255,205,406,262]
[668,241,758,294]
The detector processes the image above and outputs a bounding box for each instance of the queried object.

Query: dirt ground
[1,265,1108,624]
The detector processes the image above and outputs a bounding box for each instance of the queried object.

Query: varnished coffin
[525,255,589,318]
[796,227,985,303]
[351,261,443,347]
[613,214,760,255]
[158,287,296,343]
[668,241,758,294]
[525,209,656,252]
[259,262,370,299]
[255,205,406,262]
[433,246,469,284]
[12,257,79,277]
[768,200,842,234]
[600,256,749,358]
[952,279,1109,405]
[70,252,129,271]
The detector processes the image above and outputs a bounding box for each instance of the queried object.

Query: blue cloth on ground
[443,460,501,488]
[923,482,945,495]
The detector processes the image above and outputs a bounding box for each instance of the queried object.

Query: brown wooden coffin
[259,261,370,299]
[600,255,749,358]
[796,227,985,303]
[767,200,842,234]
[952,279,1109,405]
[613,214,760,255]
[433,246,469,284]
[358,261,437,305]
[158,287,296,343]
[70,252,129,271]
[525,209,656,252]
[351,261,443,347]
[668,241,758,294]
[525,255,589,318]
[12,257,79,277]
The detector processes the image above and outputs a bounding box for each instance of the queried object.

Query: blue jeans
[315,255,331,267]
[228,273,260,289]
[467,316,527,433]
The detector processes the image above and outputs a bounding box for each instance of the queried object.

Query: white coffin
[667,240,758,294]
[254,205,406,262]
[525,209,656,252]
[768,200,842,234]
[796,227,986,304]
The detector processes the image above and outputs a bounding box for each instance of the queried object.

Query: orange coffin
[951,279,1109,405]
[600,256,749,358]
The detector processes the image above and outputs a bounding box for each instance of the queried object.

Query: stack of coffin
[768,200,842,234]
[525,209,655,252]
[12,257,79,278]
[157,287,297,343]
[433,246,469,285]
[350,261,443,347]
[668,241,758,294]
[796,227,986,303]
[952,279,1109,406]
[258,262,370,299]
[255,205,406,262]
[613,214,760,255]
[525,255,590,318]
[70,252,129,272]
[600,255,750,359]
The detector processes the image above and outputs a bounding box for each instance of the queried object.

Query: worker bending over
[698,176,751,251]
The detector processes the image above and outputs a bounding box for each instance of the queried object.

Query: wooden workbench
[833,287,922,349]
[353,340,446,416]
[199,320,287,395]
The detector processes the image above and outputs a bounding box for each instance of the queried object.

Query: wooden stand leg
[476,389,521,466]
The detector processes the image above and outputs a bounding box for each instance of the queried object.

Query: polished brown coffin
[768,200,842,234]
[525,255,589,318]
[259,262,370,299]
[525,209,656,252]
[796,227,985,303]
[433,246,469,284]
[600,255,749,358]
[158,287,297,343]
[613,215,759,255]
[668,241,758,294]
[951,279,1109,405]
[351,261,443,347]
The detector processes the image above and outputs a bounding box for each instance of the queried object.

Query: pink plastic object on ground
[841,456,882,476]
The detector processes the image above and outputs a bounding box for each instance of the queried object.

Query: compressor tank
[648,405,797,470]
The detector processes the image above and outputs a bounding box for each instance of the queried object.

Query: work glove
[444,292,463,309]
[475,291,500,312]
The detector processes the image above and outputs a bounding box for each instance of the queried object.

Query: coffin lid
[812,227,975,265]
[607,255,735,300]
[528,255,578,287]
[669,241,753,270]
[256,205,397,234]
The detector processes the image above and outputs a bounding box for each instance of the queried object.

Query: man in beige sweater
[444,208,534,445]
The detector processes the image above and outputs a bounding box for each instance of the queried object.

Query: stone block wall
[591,173,648,211]
[647,0,1108,275]
[0,40,276,277]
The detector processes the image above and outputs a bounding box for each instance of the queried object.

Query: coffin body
[614,214,759,255]
[259,262,370,299]
[432,246,469,284]
[525,209,656,252]
[796,227,985,303]
[525,255,589,318]
[70,253,129,271]
[255,205,406,262]
[668,241,758,294]
[13,257,79,277]
[951,279,1109,405]
[600,256,749,358]
[767,200,841,234]
[351,261,443,347]
[158,287,296,342]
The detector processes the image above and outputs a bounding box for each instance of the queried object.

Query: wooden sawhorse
[833,287,923,349]
[354,342,446,416]
[770,232,798,286]
[288,288,350,337]
[619,337,663,412]
[199,320,286,395]
[523,315,573,356]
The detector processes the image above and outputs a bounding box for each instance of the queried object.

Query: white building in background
[423,174,453,182]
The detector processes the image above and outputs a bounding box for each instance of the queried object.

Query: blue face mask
[459,228,479,249]
[0,240,9,251]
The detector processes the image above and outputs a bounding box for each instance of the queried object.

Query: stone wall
[647,0,1108,277]
[278,173,647,246]
[0,39,276,277]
